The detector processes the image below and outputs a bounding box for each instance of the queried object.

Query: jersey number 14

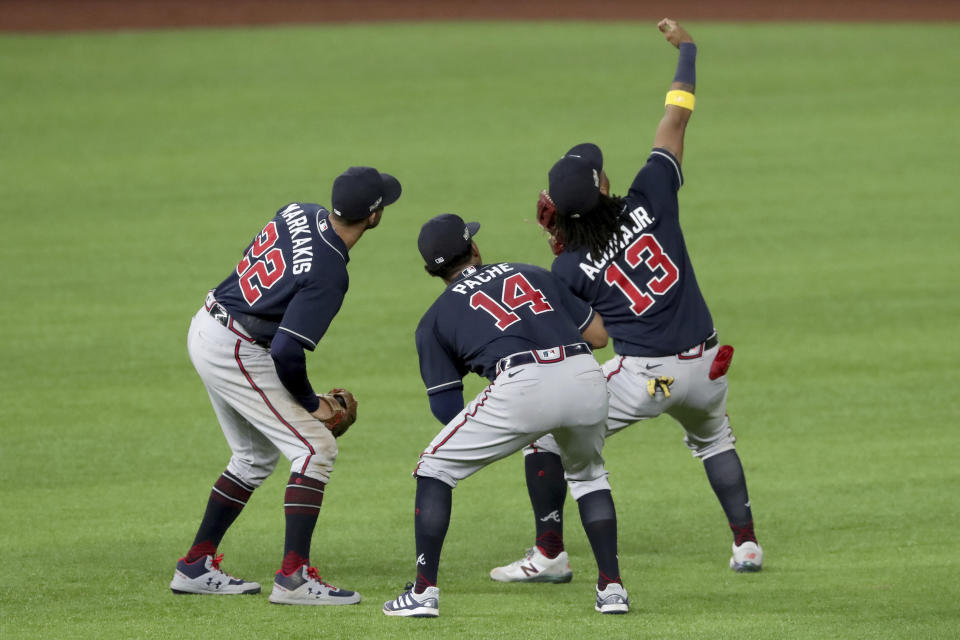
[604,234,679,315]
[469,273,553,331]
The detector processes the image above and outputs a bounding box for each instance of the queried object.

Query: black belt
[207,302,272,349]
[676,331,718,360]
[497,342,591,374]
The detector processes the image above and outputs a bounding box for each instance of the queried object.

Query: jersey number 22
[236,221,287,305]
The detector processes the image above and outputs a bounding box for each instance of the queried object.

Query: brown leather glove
[317,388,358,437]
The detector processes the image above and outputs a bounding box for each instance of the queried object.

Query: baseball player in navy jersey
[169,166,401,605]
[382,214,628,617]
[490,19,764,583]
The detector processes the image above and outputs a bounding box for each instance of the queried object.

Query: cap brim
[465,221,481,239]
[380,173,402,207]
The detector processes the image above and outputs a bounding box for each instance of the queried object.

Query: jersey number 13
[604,234,679,315]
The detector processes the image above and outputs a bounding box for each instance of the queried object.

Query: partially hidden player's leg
[490,439,573,583]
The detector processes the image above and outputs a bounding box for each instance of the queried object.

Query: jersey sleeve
[415,313,465,396]
[276,269,348,351]
[627,147,685,212]
[551,276,596,332]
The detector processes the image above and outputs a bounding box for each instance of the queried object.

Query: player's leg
[171,312,277,595]
[666,351,762,572]
[386,380,554,617]
[490,437,573,583]
[208,338,358,604]
[544,356,628,613]
[491,354,646,582]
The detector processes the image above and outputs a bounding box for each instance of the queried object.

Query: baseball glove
[317,388,358,437]
[536,190,566,256]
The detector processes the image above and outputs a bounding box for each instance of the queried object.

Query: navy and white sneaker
[490,547,573,583]
[170,554,261,595]
[383,583,439,617]
[268,565,361,605]
[595,583,629,614]
[730,541,763,573]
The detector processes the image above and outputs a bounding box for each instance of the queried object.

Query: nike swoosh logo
[645,363,662,370]
[507,369,525,378]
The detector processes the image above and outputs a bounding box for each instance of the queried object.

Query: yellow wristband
[665,90,695,111]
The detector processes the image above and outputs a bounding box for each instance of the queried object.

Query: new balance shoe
[595,583,629,614]
[730,541,763,572]
[489,547,573,583]
[383,583,439,618]
[170,554,261,595]
[268,565,361,605]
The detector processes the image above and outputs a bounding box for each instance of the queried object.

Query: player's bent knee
[685,429,737,460]
[226,456,278,488]
[412,461,461,490]
[567,474,612,501]
[294,461,332,485]
[522,436,561,457]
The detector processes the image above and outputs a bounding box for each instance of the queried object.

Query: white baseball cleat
[170,554,261,595]
[268,565,361,605]
[490,547,573,583]
[383,583,440,617]
[729,541,763,572]
[595,583,629,614]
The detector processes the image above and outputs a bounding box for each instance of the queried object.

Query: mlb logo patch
[319,220,328,232]
[535,347,562,363]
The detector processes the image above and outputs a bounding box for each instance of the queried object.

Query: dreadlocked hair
[555,193,627,260]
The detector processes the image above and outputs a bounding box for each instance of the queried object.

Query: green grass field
[2,20,959,639]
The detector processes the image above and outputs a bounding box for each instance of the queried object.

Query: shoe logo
[507,369,525,378]
[206,577,222,590]
[520,564,540,577]
[539,510,561,523]
[645,362,662,370]
[417,553,426,566]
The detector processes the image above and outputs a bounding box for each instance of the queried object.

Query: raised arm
[652,18,696,164]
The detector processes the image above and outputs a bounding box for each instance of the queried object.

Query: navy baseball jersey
[214,202,349,350]
[415,263,595,394]
[551,148,713,356]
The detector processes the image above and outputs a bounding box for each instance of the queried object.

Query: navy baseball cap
[564,142,603,173]
[548,155,601,216]
[418,214,481,267]
[331,166,402,222]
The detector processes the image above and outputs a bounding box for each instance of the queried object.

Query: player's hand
[310,394,344,423]
[658,18,694,48]
[318,388,358,437]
